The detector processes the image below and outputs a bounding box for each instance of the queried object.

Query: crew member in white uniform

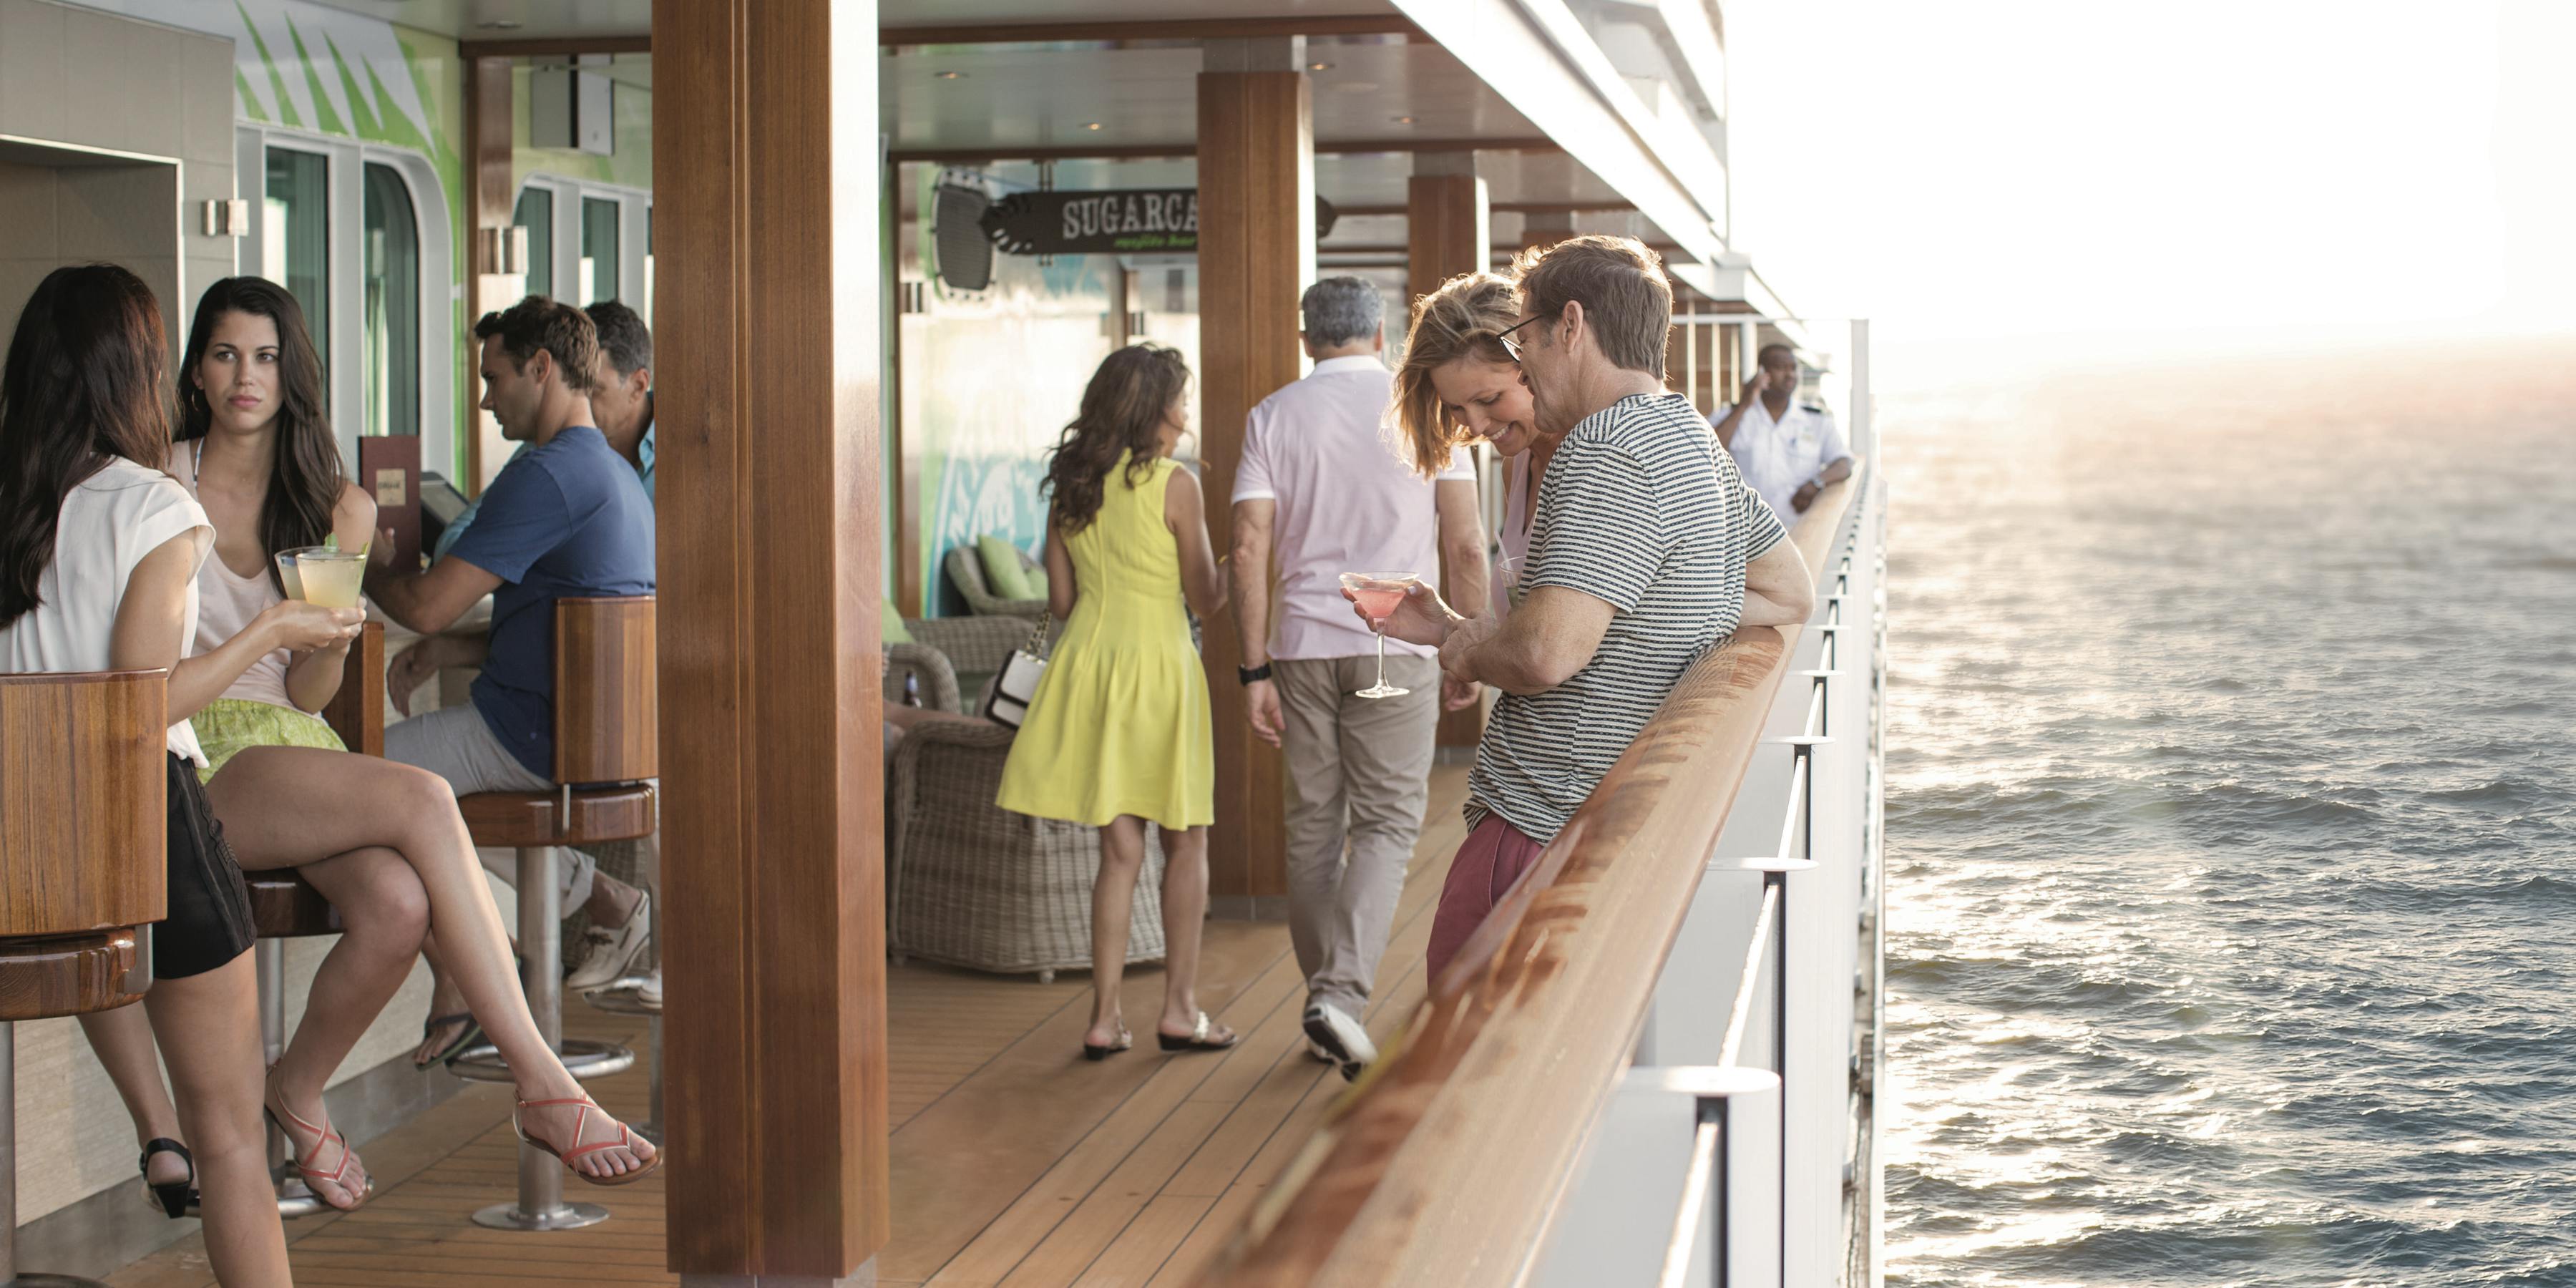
[1710,341,1853,525]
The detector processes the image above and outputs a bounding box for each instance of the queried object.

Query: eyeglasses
[1494,314,1546,364]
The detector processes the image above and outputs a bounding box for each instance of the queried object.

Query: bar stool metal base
[444,1038,636,1084]
[584,980,662,1145]
[472,1198,612,1231]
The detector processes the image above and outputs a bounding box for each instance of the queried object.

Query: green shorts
[193,697,347,783]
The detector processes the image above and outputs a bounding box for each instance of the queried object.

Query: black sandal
[414,1013,484,1069]
[1082,1027,1133,1062]
[1158,1012,1239,1053]
[139,1138,195,1219]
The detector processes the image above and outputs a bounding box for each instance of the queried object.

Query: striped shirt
[1467,392,1789,844]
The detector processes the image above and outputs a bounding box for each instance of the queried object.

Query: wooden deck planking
[104,766,1469,1288]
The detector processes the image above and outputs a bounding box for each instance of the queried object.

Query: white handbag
[982,613,1052,730]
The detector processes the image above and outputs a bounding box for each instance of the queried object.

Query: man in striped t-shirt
[1359,237,1816,980]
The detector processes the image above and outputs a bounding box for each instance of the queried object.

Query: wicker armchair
[886,716,1166,981]
[945,544,1048,619]
[906,615,1054,710]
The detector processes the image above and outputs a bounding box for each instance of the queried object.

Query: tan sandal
[1158,1011,1239,1053]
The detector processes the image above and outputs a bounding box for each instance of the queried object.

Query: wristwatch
[1238,663,1273,686]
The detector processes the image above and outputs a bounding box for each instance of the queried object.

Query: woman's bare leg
[208,746,653,1178]
[255,847,430,1206]
[1087,816,1148,1049]
[74,1005,191,1189]
[1156,826,1229,1042]
[144,952,291,1286]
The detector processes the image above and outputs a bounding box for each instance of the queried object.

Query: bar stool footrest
[472,1199,611,1231]
[1,1274,114,1287]
[444,1038,636,1084]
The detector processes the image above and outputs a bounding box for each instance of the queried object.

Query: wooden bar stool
[0,671,165,1287]
[444,596,655,1233]
[233,623,381,1219]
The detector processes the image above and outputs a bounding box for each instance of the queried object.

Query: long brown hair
[0,265,172,629]
[1390,272,1521,479]
[176,277,341,594]
[1044,344,1191,534]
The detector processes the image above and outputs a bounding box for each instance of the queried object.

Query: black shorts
[158,752,255,979]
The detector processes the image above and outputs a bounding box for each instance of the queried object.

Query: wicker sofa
[944,544,1048,619]
[883,622,1163,981]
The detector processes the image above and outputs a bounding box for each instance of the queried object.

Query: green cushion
[977,535,1035,601]
[882,600,913,643]
[1024,560,1050,601]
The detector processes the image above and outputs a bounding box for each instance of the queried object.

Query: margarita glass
[1340,571,1420,699]
[281,547,367,608]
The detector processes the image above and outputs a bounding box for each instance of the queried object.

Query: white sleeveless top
[0,458,213,763]
[178,442,296,711]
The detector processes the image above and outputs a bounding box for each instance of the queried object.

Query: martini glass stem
[1374,630,1390,691]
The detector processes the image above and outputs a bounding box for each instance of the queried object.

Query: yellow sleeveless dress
[996,452,1214,831]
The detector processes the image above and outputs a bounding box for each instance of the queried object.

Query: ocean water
[1879,343,2576,1288]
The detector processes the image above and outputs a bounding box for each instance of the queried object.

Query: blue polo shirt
[445,425,655,778]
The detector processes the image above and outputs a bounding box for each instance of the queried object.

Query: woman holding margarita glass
[996,343,1240,1060]
[1342,273,1566,673]
[75,276,657,1219]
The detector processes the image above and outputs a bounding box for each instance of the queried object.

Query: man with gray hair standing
[1231,276,1487,1078]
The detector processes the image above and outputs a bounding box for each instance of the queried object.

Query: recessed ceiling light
[1308,62,1332,72]
[935,71,966,80]
[474,19,522,29]
[1083,122,1104,131]
[1392,115,1417,125]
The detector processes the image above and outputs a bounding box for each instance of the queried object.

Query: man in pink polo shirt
[1229,276,1488,1080]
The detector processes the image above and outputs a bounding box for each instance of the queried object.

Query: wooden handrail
[1194,464,1867,1286]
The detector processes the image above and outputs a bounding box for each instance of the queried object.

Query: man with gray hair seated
[1229,275,1487,1079]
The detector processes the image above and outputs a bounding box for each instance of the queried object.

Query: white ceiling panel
[879,0,1400,26]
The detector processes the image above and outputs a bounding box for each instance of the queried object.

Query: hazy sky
[1722,0,2575,378]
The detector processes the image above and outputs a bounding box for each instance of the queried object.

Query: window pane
[580,197,619,304]
[514,186,553,299]
[362,162,419,437]
[262,148,329,366]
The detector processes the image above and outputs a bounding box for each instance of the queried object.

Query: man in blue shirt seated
[434,300,655,557]
[366,296,656,1066]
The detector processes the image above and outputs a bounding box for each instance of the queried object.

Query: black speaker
[933,172,995,293]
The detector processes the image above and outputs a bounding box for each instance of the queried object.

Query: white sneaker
[1305,1038,1337,1065]
[1302,1001,1376,1081]
[637,968,662,1008]
[565,892,652,993]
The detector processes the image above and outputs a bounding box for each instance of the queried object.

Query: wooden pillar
[1407,155,1490,751]
[462,55,514,494]
[1197,41,1313,908]
[655,0,889,1280]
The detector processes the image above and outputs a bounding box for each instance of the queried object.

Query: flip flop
[1081,1027,1133,1062]
[414,1013,482,1069]
[1158,1011,1239,1053]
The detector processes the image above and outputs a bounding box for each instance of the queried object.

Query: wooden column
[1407,157,1490,751]
[462,54,514,494]
[1197,43,1312,907]
[655,0,889,1280]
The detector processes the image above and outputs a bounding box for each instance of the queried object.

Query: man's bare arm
[366,553,503,635]
[1737,540,1815,629]
[1230,499,1276,667]
[1445,585,1613,696]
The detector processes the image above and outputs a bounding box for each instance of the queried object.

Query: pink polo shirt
[1231,355,1474,660]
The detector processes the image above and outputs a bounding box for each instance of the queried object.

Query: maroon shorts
[1425,814,1547,982]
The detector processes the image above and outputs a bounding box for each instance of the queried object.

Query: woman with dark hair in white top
[0,263,302,1284]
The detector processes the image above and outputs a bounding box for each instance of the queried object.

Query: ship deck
[104,769,1471,1288]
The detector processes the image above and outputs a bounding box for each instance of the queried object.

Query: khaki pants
[1274,653,1440,1015]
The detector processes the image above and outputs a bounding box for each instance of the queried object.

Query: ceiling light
[1083,122,1104,130]
[474,19,522,29]
[936,71,966,80]
[1308,62,1332,72]
[1392,115,1417,125]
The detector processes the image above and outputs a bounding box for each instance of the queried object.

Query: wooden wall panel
[1406,172,1491,752]
[1196,69,1312,902]
[656,0,889,1277]
[462,54,513,493]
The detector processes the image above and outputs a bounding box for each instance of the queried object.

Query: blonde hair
[1390,272,1520,479]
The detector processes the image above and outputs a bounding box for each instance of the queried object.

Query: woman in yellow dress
[997,343,1236,1059]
